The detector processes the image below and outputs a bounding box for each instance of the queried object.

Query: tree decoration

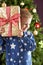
[32,8,37,13]
[20,1,25,6]
[35,22,40,29]
[2,2,6,7]
[33,30,38,35]
[39,40,43,48]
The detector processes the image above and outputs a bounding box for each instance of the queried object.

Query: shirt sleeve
[0,36,6,54]
[20,31,36,52]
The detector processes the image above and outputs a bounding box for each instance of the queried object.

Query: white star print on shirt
[9,37,12,40]
[10,43,16,49]
[19,45,22,48]
[27,51,31,55]
[30,34,33,39]
[8,53,10,55]
[10,58,13,62]
[13,39,16,41]
[19,60,21,63]
[12,52,14,54]
[21,39,24,43]
[26,60,28,62]
[21,56,23,59]
[29,46,32,48]
[14,60,16,63]
[24,43,27,46]
[20,48,23,52]
[17,52,19,56]
[34,43,36,45]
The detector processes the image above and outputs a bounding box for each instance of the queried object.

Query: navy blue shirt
[0,31,36,65]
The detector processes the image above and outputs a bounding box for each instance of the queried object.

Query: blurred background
[34,0,43,27]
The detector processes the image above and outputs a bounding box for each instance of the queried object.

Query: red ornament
[35,22,40,29]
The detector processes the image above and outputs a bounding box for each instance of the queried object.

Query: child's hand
[22,25,27,31]
[22,24,28,32]
[17,29,23,37]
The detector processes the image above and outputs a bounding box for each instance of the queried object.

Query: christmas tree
[0,0,43,65]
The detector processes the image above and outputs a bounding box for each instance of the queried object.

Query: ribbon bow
[0,7,20,36]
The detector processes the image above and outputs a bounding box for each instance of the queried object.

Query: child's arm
[17,8,33,37]
[17,23,30,37]
[20,31,36,52]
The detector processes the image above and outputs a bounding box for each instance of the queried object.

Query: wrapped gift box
[0,6,21,37]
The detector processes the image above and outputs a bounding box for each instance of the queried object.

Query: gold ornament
[33,30,38,35]
[2,2,6,7]
[20,1,25,6]
[32,8,37,13]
